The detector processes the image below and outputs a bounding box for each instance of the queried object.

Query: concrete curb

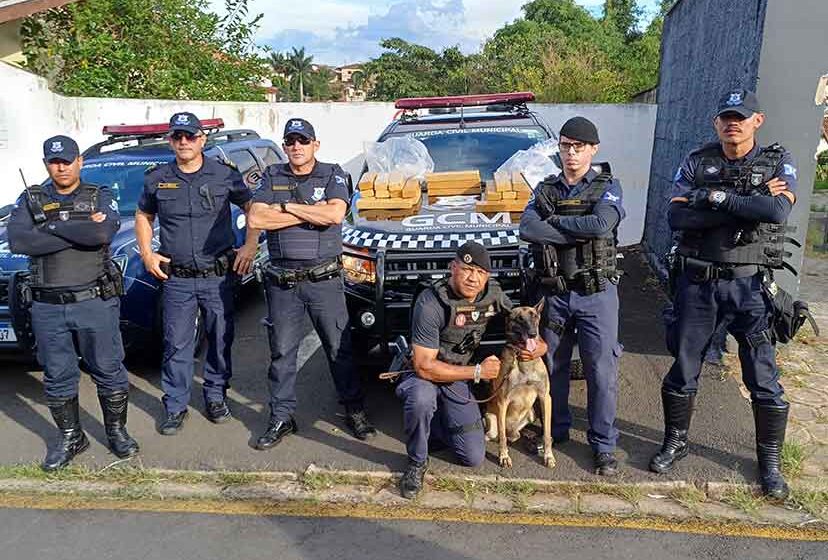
[0,464,824,529]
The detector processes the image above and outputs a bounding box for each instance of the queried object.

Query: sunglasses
[559,141,589,153]
[170,131,202,142]
[283,136,313,147]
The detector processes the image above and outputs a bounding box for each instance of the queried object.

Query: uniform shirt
[252,161,350,266]
[9,183,120,256]
[411,282,513,351]
[138,157,251,270]
[520,168,625,246]
[670,142,798,231]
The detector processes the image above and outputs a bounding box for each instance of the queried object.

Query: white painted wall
[0,63,657,245]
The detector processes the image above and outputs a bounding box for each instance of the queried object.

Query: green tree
[287,46,313,101]
[20,0,267,101]
[603,0,643,41]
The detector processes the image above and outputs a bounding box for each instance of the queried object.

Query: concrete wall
[642,0,767,276]
[0,63,657,245]
[643,0,828,295]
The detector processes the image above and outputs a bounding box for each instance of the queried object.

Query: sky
[212,0,662,67]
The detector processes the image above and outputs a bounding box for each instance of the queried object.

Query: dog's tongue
[526,338,538,353]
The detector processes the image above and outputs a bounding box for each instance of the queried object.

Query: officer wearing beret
[8,135,139,470]
[247,118,376,449]
[136,112,259,434]
[651,90,799,499]
[397,242,545,499]
[519,116,625,476]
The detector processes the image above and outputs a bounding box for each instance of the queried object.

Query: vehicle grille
[0,277,8,307]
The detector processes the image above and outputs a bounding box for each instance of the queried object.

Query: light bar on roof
[101,118,225,137]
[394,92,535,110]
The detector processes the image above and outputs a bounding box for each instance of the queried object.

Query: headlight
[342,254,376,284]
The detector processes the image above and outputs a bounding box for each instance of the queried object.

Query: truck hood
[344,192,520,251]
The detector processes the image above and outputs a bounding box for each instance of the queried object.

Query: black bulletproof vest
[431,278,505,366]
[29,184,108,289]
[531,173,618,279]
[678,143,795,270]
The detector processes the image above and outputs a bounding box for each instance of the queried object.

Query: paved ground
[0,250,764,483]
[0,507,823,560]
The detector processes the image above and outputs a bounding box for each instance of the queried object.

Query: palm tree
[287,47,313,102]
[269,51,289,77]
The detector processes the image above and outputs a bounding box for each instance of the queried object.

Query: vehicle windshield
[386,125,548,181]
[81,159,171,215]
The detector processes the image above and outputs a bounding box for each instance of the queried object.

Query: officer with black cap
[519,116,625,476]
[397,241,545,499]
[650,89,799,499]
[247,117,376,449]
[136,112,260,434]
[8,134,139,470]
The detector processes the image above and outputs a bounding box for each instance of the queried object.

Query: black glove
[687,188,711,209]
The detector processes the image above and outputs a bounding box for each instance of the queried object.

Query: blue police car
[0,119,283,356]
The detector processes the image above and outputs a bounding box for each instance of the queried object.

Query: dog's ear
[534,298,545,315]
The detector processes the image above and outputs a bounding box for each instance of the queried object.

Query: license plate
[0,323,17,342]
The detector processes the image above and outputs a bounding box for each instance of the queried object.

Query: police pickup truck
[341,92,556,364]
[0,119,282,356]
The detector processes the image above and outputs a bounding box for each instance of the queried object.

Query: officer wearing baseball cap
[247,117,377,450]
[136,112,260,434]
[651,89,800,499]
[396,241,546,499]
[520,116,626,476]
[8,134,139,470]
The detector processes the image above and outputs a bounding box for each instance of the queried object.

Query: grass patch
[722,486,764,516]
[814,180,828,191]
[430,477,478,506]
[781,441,807,479]
[670,485,707,509]
[592,483,643,505]
[789,489,828,520]
[300,471,358,492]
[216,472,259,487]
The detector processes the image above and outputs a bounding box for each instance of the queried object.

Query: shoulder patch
[783,163,797,179]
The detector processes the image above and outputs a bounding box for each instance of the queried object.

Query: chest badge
[158,182,179,189]
[59,211,70,221]
[705,166,719,175]
[74,201,91,212]
[42,202,60,212]
[455,314,466,327]
[485,304,496,317]
[750,173,764,186]
[312,187,326,202]
[471,310,480,321]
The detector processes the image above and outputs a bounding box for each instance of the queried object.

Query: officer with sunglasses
[136,112,260,435]
[519,116,625,477]
[247,118,376,450]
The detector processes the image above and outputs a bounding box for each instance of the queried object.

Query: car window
[228,149,262,189]
[255,146,282,168]
[81,159,171,216]
[385,126,548,181]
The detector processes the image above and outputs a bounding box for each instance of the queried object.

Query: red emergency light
[101,118,225,137]
[394,92,535,110]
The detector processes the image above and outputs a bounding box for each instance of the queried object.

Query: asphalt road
[0,507,822,560]
[0,252,760,483]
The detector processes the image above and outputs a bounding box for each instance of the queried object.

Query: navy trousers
[664,272,785,406]
[161,274,235,413]
[265,275,364,421]
[396,371,485,466]
[542,282,621,454]
[32,296,129,399]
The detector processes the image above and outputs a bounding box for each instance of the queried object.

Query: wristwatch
[709,190,727,208]
[473,363,481,384]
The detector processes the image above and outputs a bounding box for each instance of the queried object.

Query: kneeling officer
[9,135,138,470]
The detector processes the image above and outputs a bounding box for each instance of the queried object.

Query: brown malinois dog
[484,300,554,469]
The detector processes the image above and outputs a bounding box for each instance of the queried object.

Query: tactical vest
[431,278,505,366]
[28,184,109,289]
[531,173,618,281]
[678,143,796,272]
[267,164,343,263]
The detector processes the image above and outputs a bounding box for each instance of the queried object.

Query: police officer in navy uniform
[135,112,259,434]
[650,90,798,499]
[8,135,139,470]
[397,242,546,499]
[519,116,625,476]
[247,118,376,449]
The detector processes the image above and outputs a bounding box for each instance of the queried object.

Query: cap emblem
[174,114,190,125]
[726,92,742,106]
[50,141,63,153]
[462,253,472,264]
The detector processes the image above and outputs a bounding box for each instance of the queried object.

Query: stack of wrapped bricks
[425,170,482,201]
[356,171,422,220]
[476,170,532,214]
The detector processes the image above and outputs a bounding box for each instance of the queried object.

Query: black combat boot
[649,389,694,474]
[399,459,428,499]
[98,391,140,459]
[43,396,90,471]
[345,404,377,440]
[753,402,790,500]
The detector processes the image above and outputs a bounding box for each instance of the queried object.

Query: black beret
[559,116,600,144]
[455,241,491,272]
